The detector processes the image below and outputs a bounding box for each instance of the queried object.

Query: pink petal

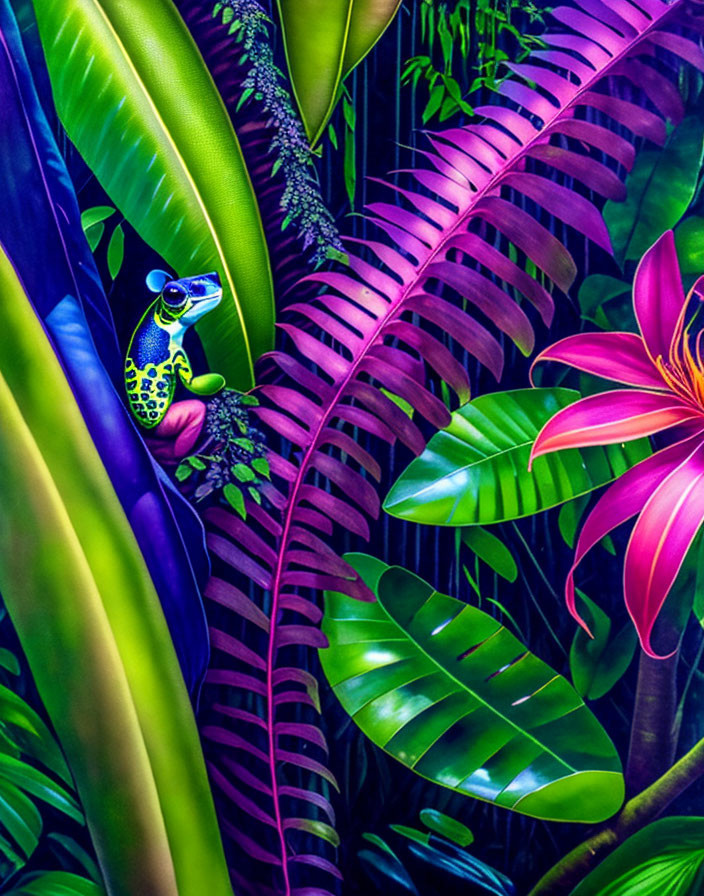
[530,390,700,463]
[633,230,686,364]
[624,438,704,658]
[565,434,704,631]
[531,332,666,390]
[146,399,207,464]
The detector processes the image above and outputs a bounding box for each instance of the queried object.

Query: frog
[124,269,226,429]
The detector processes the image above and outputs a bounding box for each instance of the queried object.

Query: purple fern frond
[200,1,704,893]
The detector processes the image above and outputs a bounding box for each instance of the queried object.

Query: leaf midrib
[75,0,254,374]
[370,584,581,777]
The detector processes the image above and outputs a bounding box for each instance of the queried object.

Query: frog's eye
[162,284,187,308]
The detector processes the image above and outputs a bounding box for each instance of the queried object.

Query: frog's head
[147,270,222,327]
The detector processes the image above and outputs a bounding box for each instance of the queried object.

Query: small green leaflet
[461,527,517,582]
[106,224,124,280]
[419,809,473,847]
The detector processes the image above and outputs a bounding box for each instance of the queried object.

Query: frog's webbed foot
[185,372,226,396]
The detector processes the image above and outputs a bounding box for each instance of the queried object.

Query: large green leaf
[383,389,649,526]
[570,817,704,896]
[321,554,624,823]
[33,0,274,389]
[603,117,704,267]
[0,246,232,895]
[278,0,403,145]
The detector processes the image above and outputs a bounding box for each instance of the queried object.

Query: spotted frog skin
[125,270,225,428]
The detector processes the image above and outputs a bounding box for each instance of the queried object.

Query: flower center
[656,329,704,411]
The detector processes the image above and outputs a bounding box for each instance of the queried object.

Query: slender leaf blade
[33,0,274,388]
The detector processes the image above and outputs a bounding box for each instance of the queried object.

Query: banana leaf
[321,554,624,823]
[32,0,274,389]
[0,244,232,895]
[383,389,650,526]
[277,0,403,145]
[0,0,209,694]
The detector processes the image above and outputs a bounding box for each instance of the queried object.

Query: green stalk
[0,247,232,894]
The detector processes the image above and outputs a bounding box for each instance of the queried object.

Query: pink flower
[530,231,704,658]
[145,400,206,464]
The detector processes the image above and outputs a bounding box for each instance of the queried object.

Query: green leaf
[289,817,340,848]
[344,118,356,208]
[0,649,20,676]
[0,779,41,860]
[422,83,445,123]
[570,817,704,896]
[603,117,704,267]
[0,755,81,823]
[577,275,630,328]
[321,554,624,823]
[175,464,193,482]
[570,594,637,701]
[3,871,106,896]
[232,463,255,483]
[83,223,104,254]
[419,809,473,847]
[389,825,429,845]
[34,0,274,389]
[223,483,246,519]
[380,388,414,419]
[106,223,124,281]
[0,245,231,894]
[461,527,517,582]
[675,215,704,274]
[383,389,650,526]
[187,457,206,471]
[80,206,114,230]
[558,495,589,549]
[277,0,402,145]
[48,834,102,885]
[0,683,71,783]
[251,457,270,479]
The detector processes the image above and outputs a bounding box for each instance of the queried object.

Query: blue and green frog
[125,269,226,428]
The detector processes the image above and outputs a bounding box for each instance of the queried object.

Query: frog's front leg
[174,351,225,396]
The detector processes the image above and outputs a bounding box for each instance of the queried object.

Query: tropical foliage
[2,0,704,895]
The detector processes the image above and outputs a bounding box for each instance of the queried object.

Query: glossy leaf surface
[570,817,704,896]
[321,555,624,822]
[33,0,274,388]
[0,246,231,895]
[278,0,402,145]
[384,389,650,525]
